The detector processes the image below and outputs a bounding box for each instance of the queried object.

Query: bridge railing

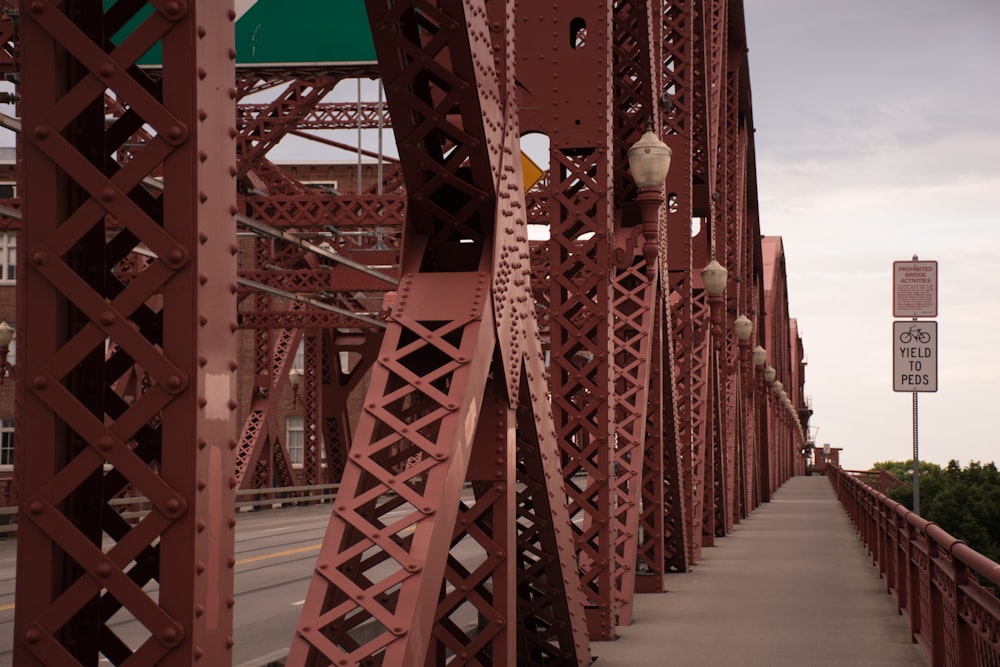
[827,465,1000,666]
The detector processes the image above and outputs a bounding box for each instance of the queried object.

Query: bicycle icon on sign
[899,325,931,344]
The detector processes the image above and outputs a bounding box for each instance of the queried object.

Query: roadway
[0,478,930,666]
[0,502,341,666]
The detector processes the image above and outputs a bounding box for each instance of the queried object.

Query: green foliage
[871,459,1000,564]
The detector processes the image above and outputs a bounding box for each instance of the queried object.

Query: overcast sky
[259,2,1000,471]
[743,0,1000,469]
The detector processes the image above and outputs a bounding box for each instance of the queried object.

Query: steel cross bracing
[8,0,815,665]
[14,2,239,665]
[287,1,589,664]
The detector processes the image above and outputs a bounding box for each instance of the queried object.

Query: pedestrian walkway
[592,476,927,666]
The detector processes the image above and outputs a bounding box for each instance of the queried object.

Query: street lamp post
[701,260,728,346]
[0,322,13,384]
[627,128,672,278]
[288,367,304,409]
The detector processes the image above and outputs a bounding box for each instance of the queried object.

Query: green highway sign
[109,0,377,67]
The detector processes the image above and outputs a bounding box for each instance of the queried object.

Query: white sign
[893,260,937,318]
[893,321,937,392]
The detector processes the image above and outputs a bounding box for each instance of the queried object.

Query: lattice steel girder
[246,193,406,229]
[517,0,619,639]
[237,77,341,176]
[15,2,238,664]
[238,266,398,295]
[610,257,656,625]
[288,1,589,664]
[239,101,392,130]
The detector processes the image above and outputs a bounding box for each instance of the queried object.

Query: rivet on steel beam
[197,26,206,38]
[24,626,40,644]
[164,124,187,145]
[229,242,239,254]
[98,436,113,452]
[229,477,238,489]
[99,187,116,202]
[227,8,236,20]
[198,355,208,367]
[165,497,184,517]
[197,479,206,491]
[228,48,237,60]
[165,374,185,393]
[228,557,236,568]
[227,399,238,410]
[199,274,208,286]
[161,1,183,19]
[198,109,207,121]
[390,626,405,636]
[229,361,238,371]
[196,520,206,532]
[27,499,43,515]
[98,62,114,78]
[196,561,205,574]
[198,397,208,410]
[229,439,237,450]
[405,563,421,573]
[228,518,237,528]
[199,191,208,203]
[195,604,205,618]
[194,647,203,660]
[31,124,48,140]
[229,321,238,332]
[227,597,236,609]
[31,376,47,390]
[28,2,44,14]
[229,87,238,99]
[164,247,188,268]
[96,562,112,578]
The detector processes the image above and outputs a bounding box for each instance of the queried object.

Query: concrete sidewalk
[592,476,927,666]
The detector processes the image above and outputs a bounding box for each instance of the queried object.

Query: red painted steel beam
[518,0,620,639]
[239,101,392,131]
[287,1,589,664]
[15,1,238,664]
[608,0,664,626]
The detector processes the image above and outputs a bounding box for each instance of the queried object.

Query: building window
[286,415,303,466]
[0,419,13,466]
[0,232,14,283]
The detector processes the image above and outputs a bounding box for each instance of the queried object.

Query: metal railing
[0,483,340,536]
[827,465,1000,666]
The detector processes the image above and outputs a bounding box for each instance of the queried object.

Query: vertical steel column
[15,1,237,664]
[301,330,322,488]
[517,0,617,639]
[636,300,666,591]
[609,0,663,625]
[321,329,381,483]
[661,0,698,567]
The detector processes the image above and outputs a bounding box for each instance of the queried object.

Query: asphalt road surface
[0,501,363,666]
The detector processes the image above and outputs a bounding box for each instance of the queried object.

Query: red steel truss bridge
[1,1,998,666]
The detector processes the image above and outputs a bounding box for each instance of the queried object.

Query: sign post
[892,256,938,515]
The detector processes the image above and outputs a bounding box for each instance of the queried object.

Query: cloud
[745,0,1000,469]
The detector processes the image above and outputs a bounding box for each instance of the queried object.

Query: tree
[871,459,1000,564]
